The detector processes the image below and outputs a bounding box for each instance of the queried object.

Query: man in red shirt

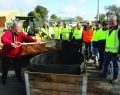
[1,22,37,85]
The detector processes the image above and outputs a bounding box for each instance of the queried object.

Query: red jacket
[1,30,36,57]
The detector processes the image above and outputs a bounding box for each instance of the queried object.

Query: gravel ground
[87,61,120,95]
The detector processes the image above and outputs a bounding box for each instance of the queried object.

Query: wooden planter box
[24,71,87,95]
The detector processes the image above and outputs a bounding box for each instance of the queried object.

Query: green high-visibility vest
[41,27,54,38]
[53,26,61,39]
[73,27,83,40]
[105,29,119,53]
[60,27,71,40]
[98,29,108,40]
[93,28,102,41]
[40,27,49,39]
[41,27,47,35]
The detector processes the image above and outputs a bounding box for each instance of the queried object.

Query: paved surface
[0,71,26,95]
[0,54,32,95]
[0,57,28,95]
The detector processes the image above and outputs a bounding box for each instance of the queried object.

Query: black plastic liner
[30,50,84,75]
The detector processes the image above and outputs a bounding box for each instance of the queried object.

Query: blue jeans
[103,53,119,79]
[93,47,99,64]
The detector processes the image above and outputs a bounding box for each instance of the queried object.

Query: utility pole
[97,0,99,21]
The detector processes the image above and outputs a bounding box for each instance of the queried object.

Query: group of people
[47,16,120,83]
[0,15,120,85]
[34,17,120,84]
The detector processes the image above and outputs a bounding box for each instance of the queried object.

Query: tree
[99,14,106,21]
[50,14,58,22]
[28,11,41,21]
[75,16,83,22]
[35,5,48,20]
[105,5,120,23]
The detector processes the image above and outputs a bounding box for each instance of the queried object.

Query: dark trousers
[84,42,92,60]
[55,39,61,48]
[74,39,82,53]
[98,40,106,68]
[103,53,119,79]
[1,56,22,81]
[61,40,70,51]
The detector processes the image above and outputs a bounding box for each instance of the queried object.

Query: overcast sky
[0,0,120,20]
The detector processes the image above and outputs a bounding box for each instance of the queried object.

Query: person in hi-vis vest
[82,22,93,62]
[103,16,120,83]
[97,21,109,69]
[92,21,102,67]
[60,21,71,51]
[41,21,54,40]
[53,22,62,48]
[72,22,83,53]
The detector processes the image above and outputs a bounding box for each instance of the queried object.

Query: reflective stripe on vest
[60,27,71,40]
[105,29,119,53]
[73,27,83,40]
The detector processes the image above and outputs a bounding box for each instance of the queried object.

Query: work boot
[112,79,119,84]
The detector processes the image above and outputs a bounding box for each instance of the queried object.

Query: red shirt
[1,30,36,57]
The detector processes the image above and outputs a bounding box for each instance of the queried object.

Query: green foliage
[75,16,83,22]
[105,5,120,23]
[28,5,48,21]
[50,14,58,21]
[35,5,48,20]
[28,11,41,21]
[99,14,105,21]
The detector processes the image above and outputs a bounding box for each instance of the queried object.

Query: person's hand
[35,41,41,44]
[15,42,22,47]
[11,42,16,48]
[11,42,22,48]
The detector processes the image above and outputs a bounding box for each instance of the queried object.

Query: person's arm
[1,31,12,45]
[118,29,120,54]
[20,32,37,42]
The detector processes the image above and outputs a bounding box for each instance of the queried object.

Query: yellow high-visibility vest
[98,29,108,40]
[93,29,102,41]
[105,29,119,53]
[73,27,83,40]
[53,26,61,39]
[60,26,71,40]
